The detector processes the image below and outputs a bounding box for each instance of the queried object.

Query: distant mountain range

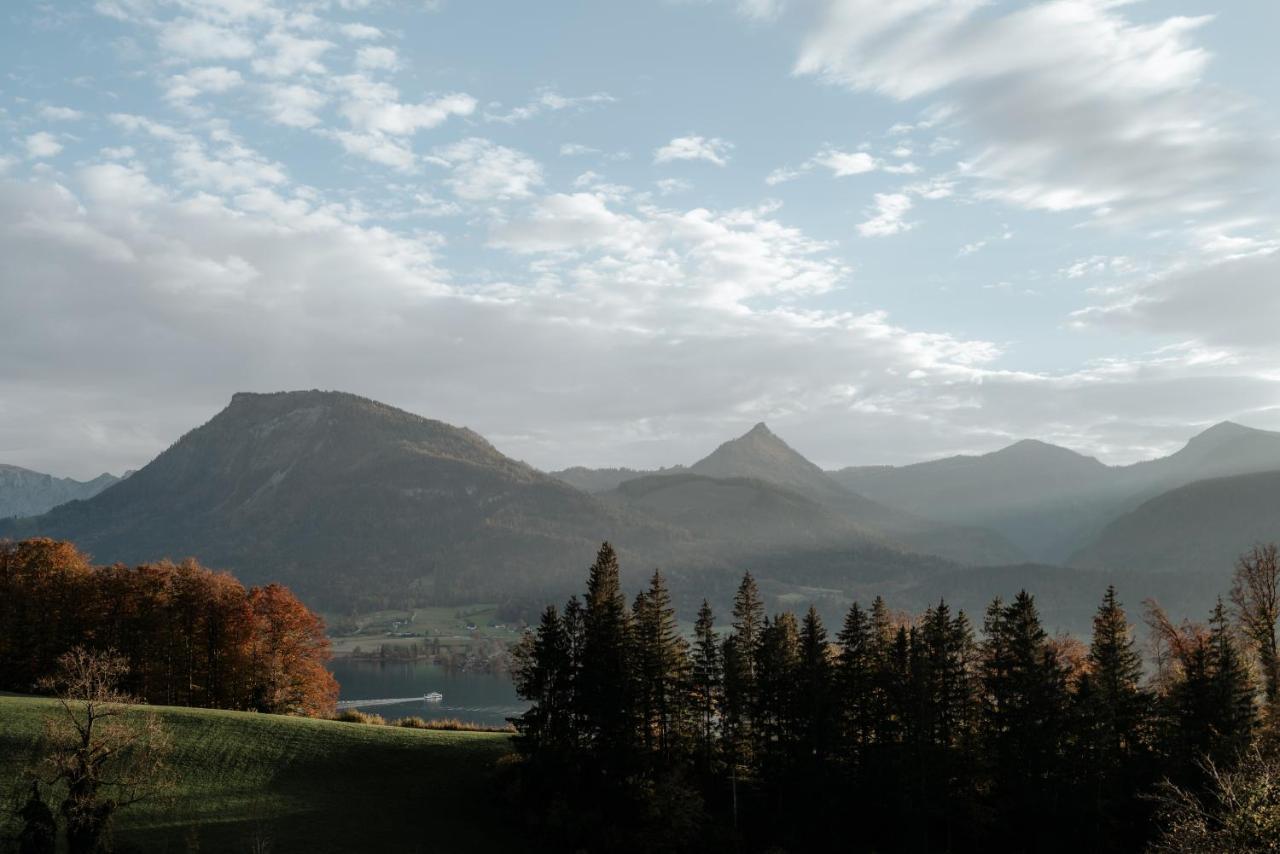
[0,465,124,519]
[828,420,1280,564]
[4,392,1279,631]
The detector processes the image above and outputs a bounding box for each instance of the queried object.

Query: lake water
[328,659,527,728]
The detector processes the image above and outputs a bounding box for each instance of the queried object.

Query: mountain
[1071,470,1280,575]
[831,422,1280,564]
[0,465,123,519]
[0,391,683,608]
[637,423,1027,566]
[549,465,671,493]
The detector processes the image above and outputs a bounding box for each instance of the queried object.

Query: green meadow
[0,695,519,853]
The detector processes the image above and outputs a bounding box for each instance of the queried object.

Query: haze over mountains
[0,465,124,519]
[3,390,1279,631]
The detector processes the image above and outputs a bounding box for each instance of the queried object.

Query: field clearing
[0,695,519,853]
[326,604,525,656]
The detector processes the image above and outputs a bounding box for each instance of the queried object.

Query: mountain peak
[1187,420,1261,446]
[690,423,848,502]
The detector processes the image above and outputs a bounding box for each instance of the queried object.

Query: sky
[2,0,1279,479]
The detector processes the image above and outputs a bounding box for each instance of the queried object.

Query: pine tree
[512,605,574,756]
[690,599,722,770]
[723,572,764,773]
[1208,599,1255,764]
[754,612,800,776]
[796,606,833,764]
[1086,586,1147,763]
[632,569,689,765]
[579,542,634,775]
[836,601,874,758]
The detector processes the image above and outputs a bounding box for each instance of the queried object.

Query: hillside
[0,695,516,853]
[831,422,1280,563]
[549,465,668,493]
[0,465,122,519]
[1070,469,1280,575]
[0,391,682,608]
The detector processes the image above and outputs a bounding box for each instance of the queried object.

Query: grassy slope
[0,696,518,853]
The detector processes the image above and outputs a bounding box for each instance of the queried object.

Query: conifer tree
[512,605,574,755]
[754,612,800,775]
[836,601,874,757]
[632,569,689,764]
[1085,586,1147,763]
[723,572,764,772]
[796,606,833,764]
[579,542,634,774]
[1208,599,1255,763]
[690,599,722,769]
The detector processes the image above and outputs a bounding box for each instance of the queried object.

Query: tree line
[511,542,1280,853]
[0,538,336,717]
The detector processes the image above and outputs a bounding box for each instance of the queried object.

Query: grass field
[0,695,519,853]
[326,604,524,656]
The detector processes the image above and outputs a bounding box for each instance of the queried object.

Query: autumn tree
[1231,543,1280,708]
[31,648,172,854]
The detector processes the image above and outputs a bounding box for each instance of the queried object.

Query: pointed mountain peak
[690,423,848,501]
[1188,420,1261,445]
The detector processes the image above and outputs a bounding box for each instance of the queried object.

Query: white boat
[424,691,443,702]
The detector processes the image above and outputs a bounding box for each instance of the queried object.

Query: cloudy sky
[2,0,1279,479]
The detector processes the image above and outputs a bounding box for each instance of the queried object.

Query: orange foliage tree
[0,538,336,716]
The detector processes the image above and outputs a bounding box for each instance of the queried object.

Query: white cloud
[737,0,785,21]
[262,83,327,128]
[39,106,84,121]
[158,19,254,61]
[486,89,615,123]
[429,138,543,200]
[327,131,416,171]
[251,31,333,77]
[794,0,1270,223]
[334,75,476,136]
[355,45,398,71]
[165,66,244,102]
[654,135,733,167]
[657,177,692,195]
[25,132,63,159]
[857,192,914,237]
[559,143,599,156]
[813,148,876,176]
[340,23,383,40]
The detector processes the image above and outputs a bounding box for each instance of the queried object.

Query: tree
[1149,748,1280,853]
[835,601,874,758]
[795,607,833,765]
[632,570,689,764]
[1208,600,1255,764]
[30,647,172,854]
[1231,544,1280,708]
[722,572,763,773]
[246,584,338,716]
[690,600,722,770]
[512,605,574,756]
[578,542,634,773]
[1085,586,1147,763]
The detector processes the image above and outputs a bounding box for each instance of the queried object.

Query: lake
[328,659,527,728]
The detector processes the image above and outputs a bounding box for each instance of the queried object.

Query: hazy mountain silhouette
[830,422,1280,563]
[0,465,123,519]
[1071,469,1280,574]
[0,391,685,608]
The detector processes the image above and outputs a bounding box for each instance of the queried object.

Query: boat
[424,691,443,702]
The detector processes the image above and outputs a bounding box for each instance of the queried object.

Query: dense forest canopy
[510,542,1280,853]
[0,538,336,717]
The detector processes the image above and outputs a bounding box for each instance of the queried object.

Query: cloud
[158,19,255,61]
[25,132,63,159]
[654,135,733,167]
[857,193,913,237]
[794,0,1272,223]
[1074,252,1280,349]
[559,143,598,156]
[38,106,84,121]
[340,22,383,40]
[429,138,543,200]
[250,31,333,77]
[737,0,785,21]
[262,83,327,128]
[355,45,398,71]
[486,89,615,124]
[814,148,876,176]
[165,66,244,103]
[334,75,476,136]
